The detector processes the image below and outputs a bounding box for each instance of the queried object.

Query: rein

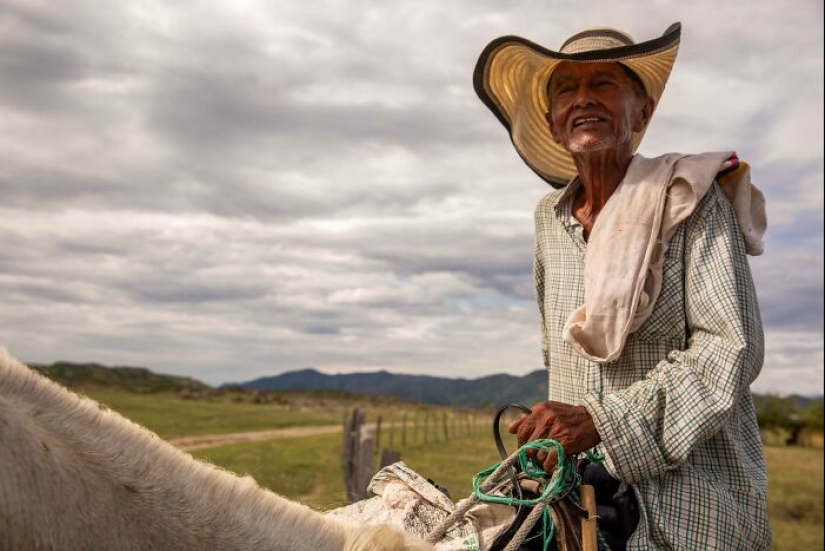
[423,405,606,551]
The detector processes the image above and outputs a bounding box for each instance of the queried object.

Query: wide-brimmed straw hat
[473,22,681,187]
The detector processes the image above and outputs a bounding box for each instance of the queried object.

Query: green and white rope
[424,440,607,551]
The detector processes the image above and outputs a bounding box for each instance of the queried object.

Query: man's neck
[571,150,634,238]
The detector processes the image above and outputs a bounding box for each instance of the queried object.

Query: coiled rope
[424,438,606,551]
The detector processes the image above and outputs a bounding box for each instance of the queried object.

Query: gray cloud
[0,0,821,395]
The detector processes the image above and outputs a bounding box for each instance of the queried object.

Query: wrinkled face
[545,61,653,155]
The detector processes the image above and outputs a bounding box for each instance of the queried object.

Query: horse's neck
[0,352,352,551]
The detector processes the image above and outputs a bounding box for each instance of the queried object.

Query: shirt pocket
[631,245,685,343]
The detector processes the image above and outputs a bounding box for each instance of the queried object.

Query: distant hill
[222,368,548,408]
[30,361,211,394]
[27,360,823,412]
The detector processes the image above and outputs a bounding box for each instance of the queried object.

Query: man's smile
[571,115,608,129]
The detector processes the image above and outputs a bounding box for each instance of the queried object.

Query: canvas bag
[326,461,518,551]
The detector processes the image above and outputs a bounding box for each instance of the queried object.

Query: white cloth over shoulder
[563,152,767,363]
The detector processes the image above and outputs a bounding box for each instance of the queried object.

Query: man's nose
[572,86,596,107]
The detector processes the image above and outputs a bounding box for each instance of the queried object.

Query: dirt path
[168,424,344,452]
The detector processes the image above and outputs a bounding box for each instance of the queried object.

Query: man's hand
[507,400,601,474]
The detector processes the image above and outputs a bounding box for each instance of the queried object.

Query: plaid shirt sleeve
[582,183,764,483]
[534,219,548,364]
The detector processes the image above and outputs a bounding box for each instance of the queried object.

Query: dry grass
[199,436,824,550]
[764,445,824,550]
[84,390,823,549]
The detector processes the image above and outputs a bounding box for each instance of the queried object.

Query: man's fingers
[519,418,552,446]
[540,448,559,474]
[507,413,528,434]
[515,417,538,445]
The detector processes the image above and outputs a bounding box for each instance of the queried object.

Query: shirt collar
[554,177,582,226]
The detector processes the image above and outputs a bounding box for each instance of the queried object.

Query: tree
[754,394,799,431]
[800,400,824,430]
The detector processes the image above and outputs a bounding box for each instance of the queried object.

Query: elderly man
[474,23,771,550]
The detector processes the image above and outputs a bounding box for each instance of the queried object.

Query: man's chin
[568,139,614,154]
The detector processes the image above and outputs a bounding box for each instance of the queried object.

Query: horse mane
[0,349,432,551]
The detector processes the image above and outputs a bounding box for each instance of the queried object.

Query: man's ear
[634,97,655,132]
[545,111,562,144]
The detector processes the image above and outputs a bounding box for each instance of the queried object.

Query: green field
[84,389,343,438]
[194,425,505,511]
[84,388,437,439]
[85,390,823,550]
[763,446,824,550]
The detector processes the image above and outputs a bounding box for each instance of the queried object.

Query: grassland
[85,388,436,439]
[763,446,824,550]
[199,435,825,551]
[84,389,343,438]
[84,389,823,550]
[194,424,506,511]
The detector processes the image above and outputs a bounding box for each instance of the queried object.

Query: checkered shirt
[534,179,772,550]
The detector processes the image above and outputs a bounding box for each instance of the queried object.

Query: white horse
[0,350,433,551]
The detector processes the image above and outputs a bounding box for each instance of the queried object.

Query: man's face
[545,62,653,154]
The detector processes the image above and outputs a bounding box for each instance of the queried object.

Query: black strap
[489,404,534,551]
[492,404,533,497]
[493,404,532,462]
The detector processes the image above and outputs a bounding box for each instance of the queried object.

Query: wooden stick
[580,484,598,551]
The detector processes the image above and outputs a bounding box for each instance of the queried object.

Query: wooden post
[423,414,429,445]
[343,407,376,503]
[388,417,395,448]
[342,408,357,501]
[378,449,401,469]
[442,412,449,441]
[411,413,416,445]
[580,484,598,551]
[355,424,374,501]
[374,415,382,458]
[402,413,407,446]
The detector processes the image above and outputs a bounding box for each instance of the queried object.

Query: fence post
[355,423,374,501]
[402,413,407,446]
[411,413,416,445]
[342,407,375,503]
[342,408,357,501]
[443,412,449,441]
[379,449,402,469]
[374,415,382,459]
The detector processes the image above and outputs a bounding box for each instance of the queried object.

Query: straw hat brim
[473,23,681,188]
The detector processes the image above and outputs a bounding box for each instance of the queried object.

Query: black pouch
[580,462,639,551]
[612,481,639,543]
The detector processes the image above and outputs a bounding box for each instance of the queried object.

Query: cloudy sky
[1,0,822,395]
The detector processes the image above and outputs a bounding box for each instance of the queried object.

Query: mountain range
[222,368,548,408]
[30,361,210,393]
[30,360,822,411]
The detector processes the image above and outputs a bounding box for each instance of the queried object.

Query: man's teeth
[574,117,601,127]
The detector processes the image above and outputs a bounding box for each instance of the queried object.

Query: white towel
[563,152,766,363]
